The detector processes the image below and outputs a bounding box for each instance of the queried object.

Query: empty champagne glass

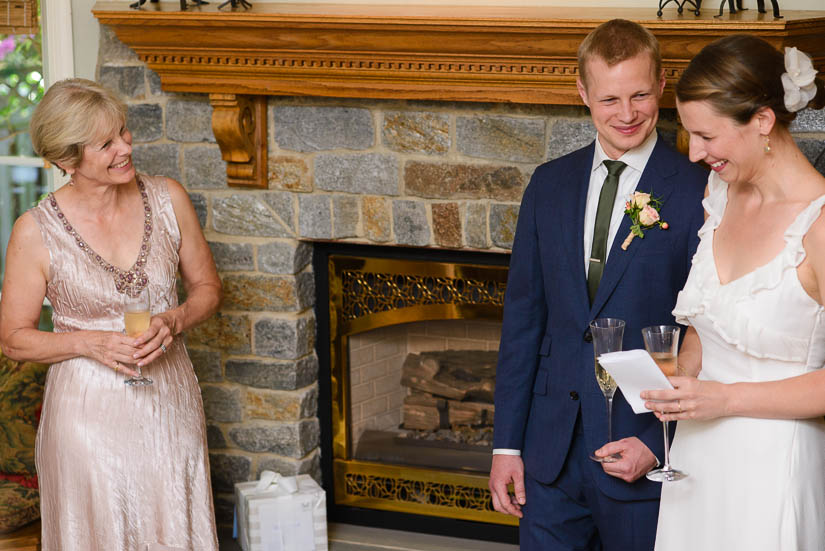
[589,318,625,463]
[123,287,153,386]
[642,325,686,482]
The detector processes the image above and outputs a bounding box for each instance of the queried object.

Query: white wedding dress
[655,172,825,550]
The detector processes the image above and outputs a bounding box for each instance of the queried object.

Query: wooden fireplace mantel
[92,2,825,187]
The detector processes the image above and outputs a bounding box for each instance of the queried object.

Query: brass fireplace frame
[327,254,515,526]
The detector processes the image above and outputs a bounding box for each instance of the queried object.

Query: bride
[642,35,825,549]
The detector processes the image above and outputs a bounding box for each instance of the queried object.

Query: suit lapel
[589,137,678,315]
[558,144,595,308]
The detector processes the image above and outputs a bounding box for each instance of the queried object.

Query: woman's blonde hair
[30,78,127,174]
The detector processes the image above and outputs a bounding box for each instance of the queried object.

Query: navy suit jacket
[493,135,707,501]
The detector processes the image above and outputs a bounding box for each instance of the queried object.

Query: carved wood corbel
[209,94,267,189]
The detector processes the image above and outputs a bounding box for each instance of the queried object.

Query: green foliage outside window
[0,33,44,155]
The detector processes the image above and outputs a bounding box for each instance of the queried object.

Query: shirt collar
[590,129,658,175]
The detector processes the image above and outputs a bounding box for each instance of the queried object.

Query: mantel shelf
[92,2,825,187]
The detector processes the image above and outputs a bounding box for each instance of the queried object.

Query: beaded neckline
[48,178,153,298]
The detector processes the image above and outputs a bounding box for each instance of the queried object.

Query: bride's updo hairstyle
[676,34,825,128]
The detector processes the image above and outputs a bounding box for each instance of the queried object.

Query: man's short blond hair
[30,78,127,174]
[577,19,662,88]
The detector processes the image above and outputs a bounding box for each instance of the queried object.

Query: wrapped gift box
[235,471,328,551]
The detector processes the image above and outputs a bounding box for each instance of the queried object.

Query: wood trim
[92,2,825,186]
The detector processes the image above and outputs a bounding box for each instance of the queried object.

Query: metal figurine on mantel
[657,0,701,16]
[657,0,781,18]
[218,0,253,9]
[714,0,782,18]
[129,0,209,10]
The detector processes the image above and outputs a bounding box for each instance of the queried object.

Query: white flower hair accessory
[782,47,818,113]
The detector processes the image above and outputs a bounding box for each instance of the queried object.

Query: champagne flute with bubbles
[642,325,686,482]
[589,318,625,463]
[123,287,153,386]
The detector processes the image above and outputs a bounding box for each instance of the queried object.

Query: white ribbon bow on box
[255,470,299,495]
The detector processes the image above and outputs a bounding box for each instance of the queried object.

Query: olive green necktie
[587,160,627,304]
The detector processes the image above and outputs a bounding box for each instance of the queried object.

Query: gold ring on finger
[678,400,682,413]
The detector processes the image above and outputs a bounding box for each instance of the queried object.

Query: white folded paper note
[597,349,674,414]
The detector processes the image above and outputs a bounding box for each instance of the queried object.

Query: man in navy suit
[488,19,707,550]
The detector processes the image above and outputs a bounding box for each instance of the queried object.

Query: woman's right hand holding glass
[82,330,141,377]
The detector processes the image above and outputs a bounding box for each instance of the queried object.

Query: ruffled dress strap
[672,172,723,325]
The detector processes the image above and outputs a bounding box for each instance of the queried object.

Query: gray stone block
[296,271,315,311]
[206,424,227,449]
[262,192,296,232]
[147,68,163,96]
[167,98,215,143]
[99,66,145,99]
[229,420,319,457]
[798,138,825,175]
[209,241,254,272]
[189,348,222,382]
[190,192,207,228]
[212,494,236,526]
[201,385,242,423]
[298,195,332,239]
[212,194,293,237]
[225,355,318,391]
[272,105,373,152]
[258,450,322,483]
[333,195,359,238]
[392,200,431,246]
[132,143,181,182]
[315,154,399,196]
[258,240,312,275]
[382,111,450,154]
[791,108,825,133]
[254,315,315,360]
[490,203,520,250]
[127,103,163,143]
[209,453,252,492]
[465,202,489,249]
[457,115,546,163]
[548,120,596,161]
[98,25,140,64]
[184,145,227,189]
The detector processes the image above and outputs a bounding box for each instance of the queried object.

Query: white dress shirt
[493,130,658,457]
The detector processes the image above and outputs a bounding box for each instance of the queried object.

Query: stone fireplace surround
[90,2,825,535]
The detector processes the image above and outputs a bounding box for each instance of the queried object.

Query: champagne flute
[589,318,625,463]
[642,325,686,482]
[123,287,153,386]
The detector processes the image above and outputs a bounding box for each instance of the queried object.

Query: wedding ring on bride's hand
[678,400,682,414]
[160,343,167,354]
[114,362,120,373]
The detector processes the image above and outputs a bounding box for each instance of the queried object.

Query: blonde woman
[0,78,220,550]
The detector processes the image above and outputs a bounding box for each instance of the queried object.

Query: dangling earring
[763,135,771,154]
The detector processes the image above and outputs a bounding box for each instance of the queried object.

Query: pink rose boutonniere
[621,191,668,250]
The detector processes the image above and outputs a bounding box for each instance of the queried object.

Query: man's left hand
[596,437,657,483]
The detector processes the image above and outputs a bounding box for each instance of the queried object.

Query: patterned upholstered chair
[0,349,46,545]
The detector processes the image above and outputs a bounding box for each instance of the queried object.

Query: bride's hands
[642,376,731,422]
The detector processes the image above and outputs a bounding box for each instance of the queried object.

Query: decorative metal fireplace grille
[317,246,516,529]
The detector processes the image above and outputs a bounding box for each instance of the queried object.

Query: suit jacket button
[583,329,593,343]
[569,391,579,400]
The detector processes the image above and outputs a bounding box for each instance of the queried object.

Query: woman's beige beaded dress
[29,175,218,551]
